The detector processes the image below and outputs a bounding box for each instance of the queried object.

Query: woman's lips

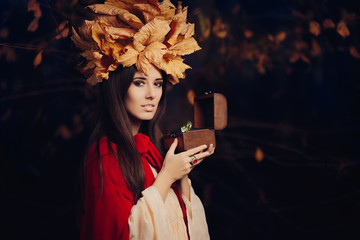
[142,104,155,112]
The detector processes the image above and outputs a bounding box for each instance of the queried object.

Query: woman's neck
[129,115,142,136]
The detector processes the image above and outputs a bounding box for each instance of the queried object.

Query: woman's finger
[167,138,178,155]
[185,144,208,157]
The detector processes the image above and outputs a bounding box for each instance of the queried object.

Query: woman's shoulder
[86,136,117,161]
[85,137,130,190]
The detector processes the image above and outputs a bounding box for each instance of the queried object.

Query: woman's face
[124,65,163,123]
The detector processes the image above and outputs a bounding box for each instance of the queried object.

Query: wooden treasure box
[163,92,227,152]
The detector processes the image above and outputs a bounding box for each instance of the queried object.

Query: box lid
[194,92,227,130]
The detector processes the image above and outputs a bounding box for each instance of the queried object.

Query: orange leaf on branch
[323,19,335,29]
[33,50,43,68]
[27,0,42,32]
[55,20,69,40]
[275,31,286,44]
[336,20,350,38]
[309,21,321,36]
[349,46,360,59]
[255,147,264,162]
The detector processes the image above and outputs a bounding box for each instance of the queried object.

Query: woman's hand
[153,139,214,201]
[161,138,212,183]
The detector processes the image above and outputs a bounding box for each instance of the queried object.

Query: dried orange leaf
[182,23,195,39]
[166,6,188,46]
[323,19,335,29]
[309,21,321,36]
[169,37,201,56]
[88,4,144,29]
[349,46,360,59]
[158,0,176,20]
[71,27,98,51]
[33,50,43,68]
[136,51,152,76]
[103,25,136,40]
[336,20,350,38]
[159,55,190,82]
[134,3,161,23]
[255,147,264,162]
[116,44,139,67]
[144,42,167,66]
[133,18,170,51]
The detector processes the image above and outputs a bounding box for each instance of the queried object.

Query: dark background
[1,0,360,239]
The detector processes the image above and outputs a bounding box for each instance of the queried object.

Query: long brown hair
[88,65,167,202]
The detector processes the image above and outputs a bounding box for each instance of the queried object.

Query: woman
[80,64,213,239]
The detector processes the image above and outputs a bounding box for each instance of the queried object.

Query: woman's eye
[155,81,163,87]
[133,81,144,86]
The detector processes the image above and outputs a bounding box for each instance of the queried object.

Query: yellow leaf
[309,21,321,36]
[144,42,167,66]
[169,37,201,56]
[88,4,144,29]
[103,25,136,40]
[133,18,171,51]
[166,5,188,46]
[136,51,152,76]
[115,44,139,67]
[33,50,43,68]
[134,3,161,23]
[336,20,350,38]
[255,148,264,162]
[158,0,176,21]
[159,55,190,83]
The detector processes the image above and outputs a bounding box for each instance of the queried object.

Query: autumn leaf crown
[71,0,201,85]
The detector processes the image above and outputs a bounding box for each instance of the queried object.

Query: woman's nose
[145,85,156,99]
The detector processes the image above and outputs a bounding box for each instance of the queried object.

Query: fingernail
[193,160,197,164]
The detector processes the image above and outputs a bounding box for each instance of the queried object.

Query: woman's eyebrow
[133,77,146,80]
